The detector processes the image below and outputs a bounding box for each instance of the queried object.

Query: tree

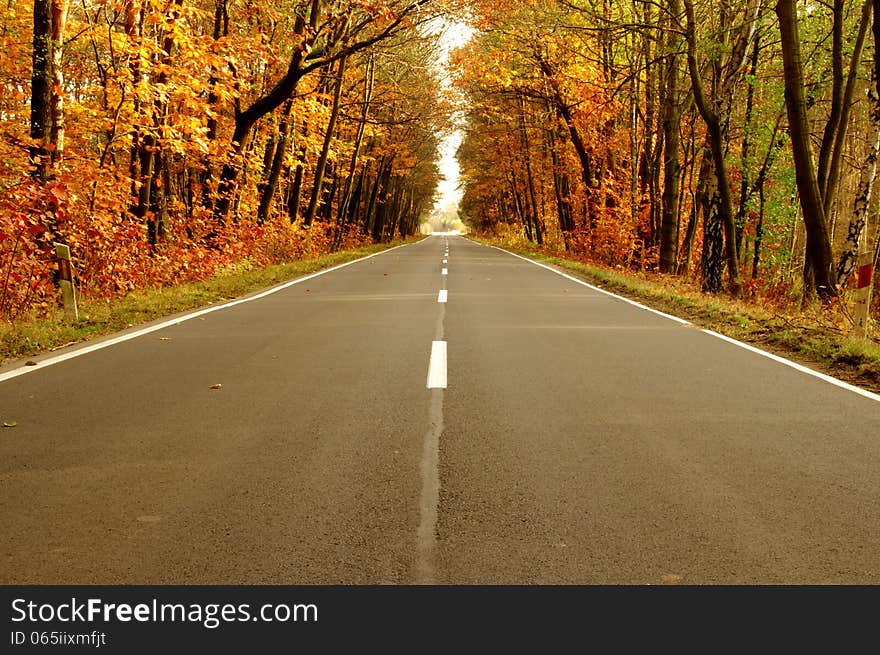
[776,0,837,301]
[213,0,437,224]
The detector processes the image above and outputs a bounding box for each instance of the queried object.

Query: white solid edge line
[703,330,880,403]
[0,241,415,384]
[437,290,448,303]
[484,241,880,404]
[427,341,447,389]
[487,244,689,325]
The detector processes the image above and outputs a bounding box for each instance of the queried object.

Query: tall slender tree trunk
[677,129,703,275]
[371,162,393,242]
[346,167,366,225]
[684,0,744,295]
[776,0,838,301]
[659,0,682,273]
[735,34,761,260]
[824,0,872,220]
[507,169,531,241]
[125,0,143,217]
[836,0,880,285]
[48,0,68,169]
[817,0,846,205]
[201,0,229,209]
[137,0,182,246]
[700,177,725,292]
[257,100,294,223]
[305,54,347,227]
[364,157,386,236]
[30,0,53,182]
[546,104,573,249]
[334,54,374,248]
[752,182,765,279]
[518,96,543,245]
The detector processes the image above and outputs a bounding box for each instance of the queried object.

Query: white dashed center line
[427,341,447,389]
[438,290,448,303]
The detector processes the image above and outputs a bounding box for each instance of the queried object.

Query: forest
[1,0,449,319]
[453,0,880,322]
[1,0,879,332]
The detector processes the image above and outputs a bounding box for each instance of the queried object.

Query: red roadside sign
[58,259,72,282]
[856,263,873,289]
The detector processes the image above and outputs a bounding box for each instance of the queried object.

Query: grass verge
[1,237,424,367]
[481,240,880,395]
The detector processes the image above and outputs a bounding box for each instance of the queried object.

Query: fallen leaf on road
[159,337,171,341]
[3,422,17,428]
[209,384,222,390]
[25,360,37,366]
[661,573,683,584]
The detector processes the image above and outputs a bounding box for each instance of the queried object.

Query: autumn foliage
[1,0,448,321]
[453,0,879,317]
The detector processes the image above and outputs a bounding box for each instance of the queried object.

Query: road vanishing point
[2,235,879,584]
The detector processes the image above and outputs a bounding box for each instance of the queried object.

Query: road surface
[2,235,879,584]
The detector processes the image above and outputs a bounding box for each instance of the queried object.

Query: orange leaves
[0,183,59,320]
[0,177,372,321]
[0,0,438,325]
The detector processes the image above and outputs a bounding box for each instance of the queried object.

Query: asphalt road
[2,235,879,584]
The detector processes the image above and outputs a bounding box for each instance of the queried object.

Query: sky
[427,20,474,231]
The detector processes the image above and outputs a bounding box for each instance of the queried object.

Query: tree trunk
[679,142,710,275]
[817,0,846,204]
[518,96,543,245]
[776,0,838,301]
[822,0,871,218]
[371,164,393,242]
[210,0,428,225]
[735,34,760,259]
[257,100,294,224]
[137,0,182,246]
[546,109,574,249]
[684,0,744,295]
[125,0,143,217]
[201,0,229,209]
[214,10,311,223]
[30,0,53,181]
[534,54,593,194]
[346,166,366,225]
[49,0,68,169]
[507,169,531,241]
[364,158,387,237]
[659,0,682,273]
[305,55,347,226]
[752,182,765,279]
[836,85,880,285]
[334,54,374,248]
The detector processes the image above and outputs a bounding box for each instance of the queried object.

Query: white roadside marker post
[852,250,874,340]
[55,243,79,322]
